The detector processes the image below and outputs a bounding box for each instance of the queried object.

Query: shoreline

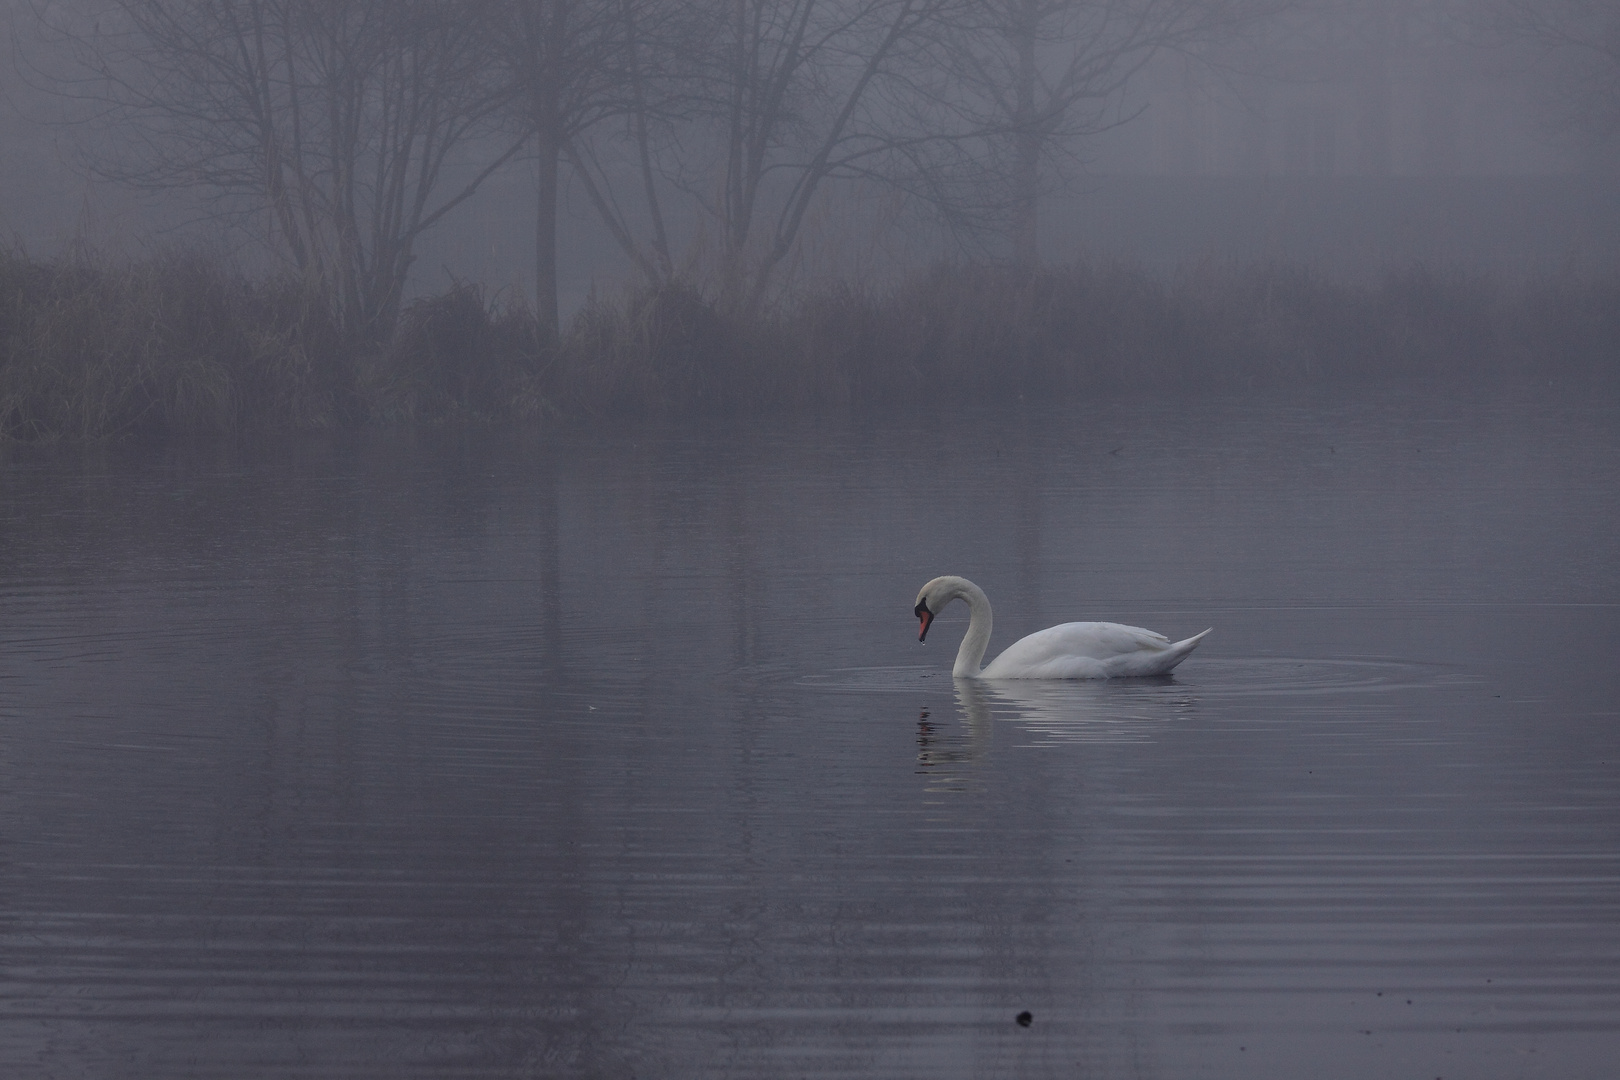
[4,251,1616,442]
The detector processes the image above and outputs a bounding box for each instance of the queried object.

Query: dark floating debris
[1016,1011,1033,1027]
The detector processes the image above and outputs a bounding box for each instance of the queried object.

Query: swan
[914,575,1210,679]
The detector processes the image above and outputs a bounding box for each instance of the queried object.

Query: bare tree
[709,0,943,311]
[36,0,523,340]
[488,0,628,340]
[561,0,697,290]
[564,0,961,316]
[945,0,1270,267]
[1478,0,1620,172]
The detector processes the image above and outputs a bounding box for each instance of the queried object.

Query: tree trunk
[535,118,562,344]
[529,0,570,344]
[1011,126,1041,270]
[1010,0,1040,271]
[1356,0,1392,175]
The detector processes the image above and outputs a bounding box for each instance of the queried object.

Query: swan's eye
[914,599,930,618]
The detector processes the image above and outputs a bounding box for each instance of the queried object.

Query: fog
[3,0,1617,314]
[4,4,1620,1078]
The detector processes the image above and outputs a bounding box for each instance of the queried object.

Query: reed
[2,250,1614,440]
[363,283,553,424]
[0,249,350,439]
[552,281,746,416]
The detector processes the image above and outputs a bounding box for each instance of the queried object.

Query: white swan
[914,575,1211,679]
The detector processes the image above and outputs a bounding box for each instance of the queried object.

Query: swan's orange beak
[915,600,933,642]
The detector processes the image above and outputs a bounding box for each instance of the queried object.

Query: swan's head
[914,576,966,642]
[914,595,934,641]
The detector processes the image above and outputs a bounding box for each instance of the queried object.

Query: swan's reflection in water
[917,676,1199,788]
[914,691,993,792]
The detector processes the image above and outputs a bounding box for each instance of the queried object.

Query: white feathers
[915,575,1209,679]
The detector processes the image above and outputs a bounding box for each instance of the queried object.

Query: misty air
[1,0,1617,1077]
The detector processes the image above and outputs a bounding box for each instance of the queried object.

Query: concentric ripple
[797,657,1464,698]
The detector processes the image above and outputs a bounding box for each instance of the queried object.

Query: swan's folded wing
[982,621,1209,679]
[1076,621,1173,652]
[1035,621,1173,656]
[982,621,1173,678]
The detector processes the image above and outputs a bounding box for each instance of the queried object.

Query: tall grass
[0,250,350,439]
[363,283,552,424]
[2,249,1614,440]
[551,261,1618,415]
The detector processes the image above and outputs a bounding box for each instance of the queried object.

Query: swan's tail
[1173,628,1213,650]
[1156,627,1212,673]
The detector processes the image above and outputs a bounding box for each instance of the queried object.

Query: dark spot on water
[1016,1011,1033,1027]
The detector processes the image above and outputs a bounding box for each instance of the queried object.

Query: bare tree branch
[31,0,523,340]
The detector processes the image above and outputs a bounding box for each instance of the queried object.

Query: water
[2,388,1617,1078]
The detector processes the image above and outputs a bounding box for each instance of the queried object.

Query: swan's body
[914,575,1210,679]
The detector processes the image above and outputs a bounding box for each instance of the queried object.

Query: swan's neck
[952,581,994,678]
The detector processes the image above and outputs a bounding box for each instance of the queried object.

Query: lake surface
[2,388,1618,1079]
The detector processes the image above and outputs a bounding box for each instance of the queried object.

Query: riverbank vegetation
[3,248,1615,441]
[10,3,1615,442]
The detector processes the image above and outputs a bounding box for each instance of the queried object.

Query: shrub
[2,249,1614,440]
